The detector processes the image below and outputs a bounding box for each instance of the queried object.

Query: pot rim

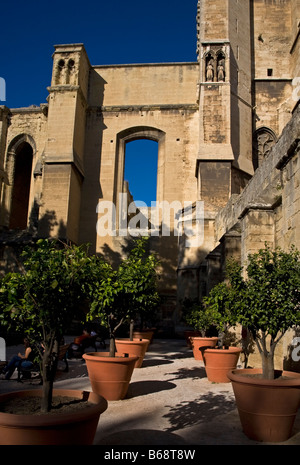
[228,368,300,387]
[204,346,242,354]
[83,352,139,363]
[0,389,107,427]
[115,338,149,344]
[190,336,219,341]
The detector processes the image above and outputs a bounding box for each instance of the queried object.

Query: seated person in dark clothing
[68,329,97,357]
[0,338,34,380]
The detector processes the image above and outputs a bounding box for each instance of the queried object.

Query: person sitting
[68,329,97,358]
[0,338,34,380]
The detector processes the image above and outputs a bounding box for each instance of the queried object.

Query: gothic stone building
[0,1,299,360]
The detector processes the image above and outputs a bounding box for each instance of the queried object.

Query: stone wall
[0,1,299,337]
[213,104,300,370]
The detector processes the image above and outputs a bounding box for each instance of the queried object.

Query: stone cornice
[88,103,198,114]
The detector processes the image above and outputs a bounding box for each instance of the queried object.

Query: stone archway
[4,134,36,229]
[114,126,166,231]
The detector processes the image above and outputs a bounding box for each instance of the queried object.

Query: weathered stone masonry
[0,1,299,349]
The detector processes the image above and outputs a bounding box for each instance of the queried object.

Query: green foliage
[86,237,160,355]
[227,244,300,378]
[0,239,93,343]
[203,259,243,346]
[0,239,96,411]
[235,245,300,340]
[184,301,214,337]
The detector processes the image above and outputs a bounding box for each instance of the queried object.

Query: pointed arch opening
[114,126,165,232]
[9,141,33,229]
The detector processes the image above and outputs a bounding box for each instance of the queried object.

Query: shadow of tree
[163,391,236,432]
[127,380,177,398]
[162,350,194,361]
[141,358,174,368]
[166,366,207,381]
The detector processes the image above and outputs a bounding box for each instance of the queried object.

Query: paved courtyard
[1,337,300,446]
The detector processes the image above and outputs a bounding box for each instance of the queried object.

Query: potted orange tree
[184,301,218,360]
[0,239,107,445]
[227,244,300,442]
[115,237,160,367]
[83,237,160,398]
[201,260,242,382]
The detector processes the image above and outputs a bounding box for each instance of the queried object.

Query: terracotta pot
[203,347,242,383]
[115,338,150,368]
[133,329,155,343]
[184,330,202,347]
[83,352,139,401]
[190,336,219,361]
[228,368,300,442]
[0,389,107,445]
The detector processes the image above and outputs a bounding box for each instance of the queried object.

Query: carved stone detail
[54,56,77,85]
[203,48,226,82]
[253,128,277,170]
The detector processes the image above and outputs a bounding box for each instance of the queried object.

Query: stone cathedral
[0,1,299,349]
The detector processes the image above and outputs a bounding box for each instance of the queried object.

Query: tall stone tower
[176,0,254,301]
[196,0,253,212]
[39,44,90,242]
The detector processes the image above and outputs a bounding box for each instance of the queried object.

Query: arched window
[252,127,277,170]
[9,142,33,229]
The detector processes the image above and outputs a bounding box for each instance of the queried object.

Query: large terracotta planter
[203,347,242,383]
[115,338,150,368]
[0,389,107,445]
[190,336,219,361]
[83,352,139,401]
[228,368,300,442]
[133,329,155,343]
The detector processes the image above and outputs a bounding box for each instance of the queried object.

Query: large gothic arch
[114,126,166,228]
[3,134,37,229]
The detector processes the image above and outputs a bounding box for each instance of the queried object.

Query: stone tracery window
[252,127,277,170]
[55,57,76,85]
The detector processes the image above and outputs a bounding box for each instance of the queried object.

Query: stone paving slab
[1,338,300,446]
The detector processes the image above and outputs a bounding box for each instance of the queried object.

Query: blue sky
[125,140,158,206]
[0,0,198,205]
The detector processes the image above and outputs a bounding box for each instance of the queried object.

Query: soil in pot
[0,389,107,445]
[228,368,300,442]
[191,337,219,361]
[83,352,139,401]
[203,347,242,383]
[115,338,150,368]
